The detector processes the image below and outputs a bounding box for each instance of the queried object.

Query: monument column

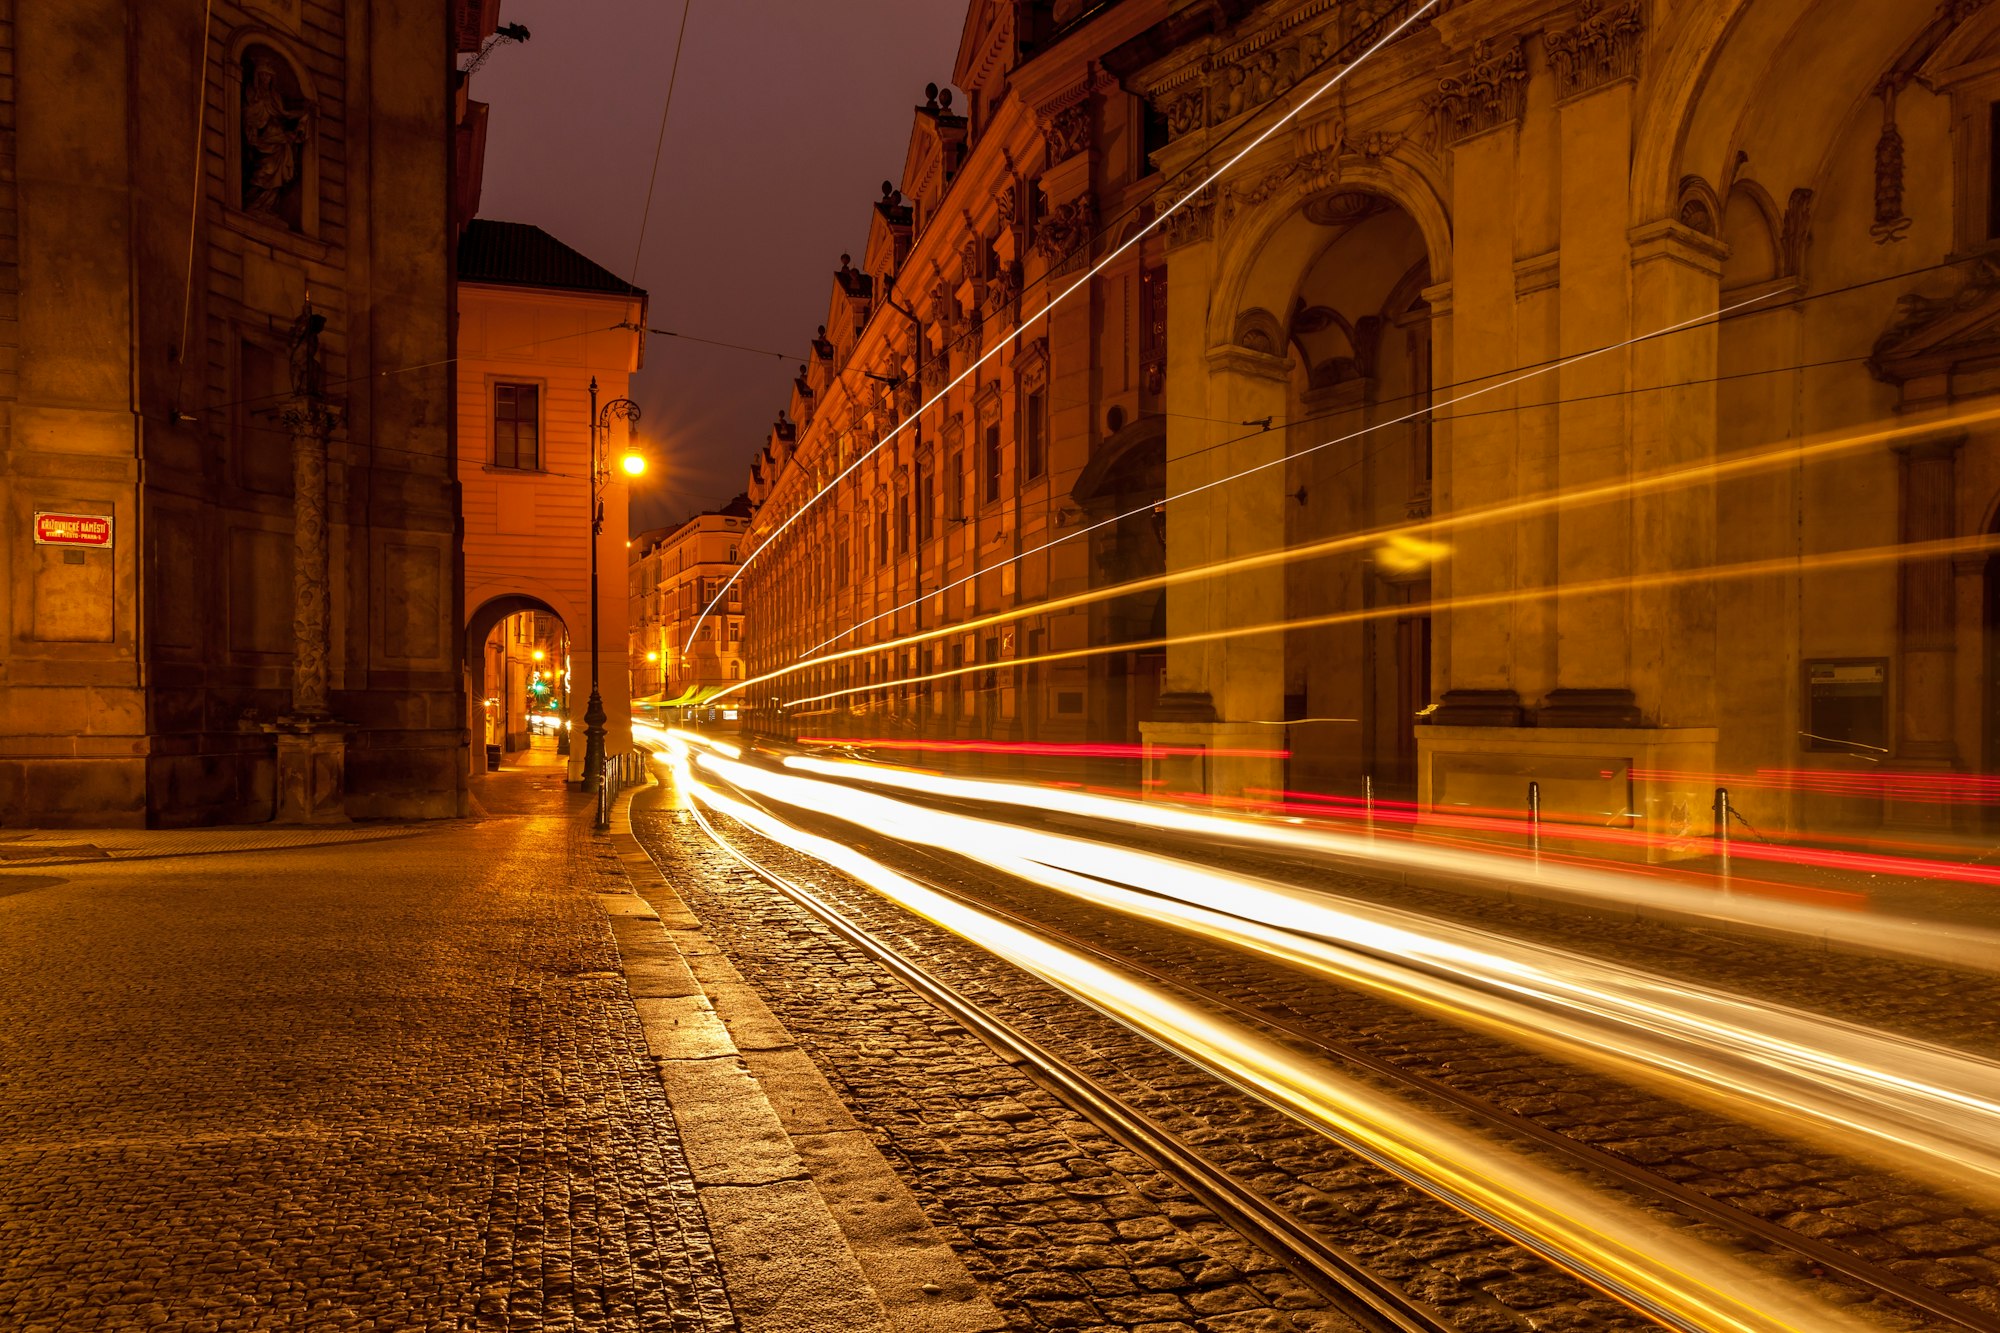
[267,299,352,822]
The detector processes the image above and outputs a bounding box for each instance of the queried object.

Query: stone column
[266,301,351,823]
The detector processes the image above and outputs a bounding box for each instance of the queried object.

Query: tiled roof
[457,219,646,297]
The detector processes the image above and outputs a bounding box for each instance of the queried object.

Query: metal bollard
[1364,774,1375,843]
[1528,780,1542,870]
[1713,786,1731,894]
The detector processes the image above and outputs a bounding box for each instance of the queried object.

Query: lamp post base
[581,688,608,793]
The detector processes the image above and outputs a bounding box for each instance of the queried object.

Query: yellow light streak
[776,532,2000,710]
[669,748,1871,1333]
[717,405,2000,708]
[787,753,2000,975]
[714,753,2000,1204]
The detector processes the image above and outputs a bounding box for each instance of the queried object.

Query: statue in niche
[242,50,310,226]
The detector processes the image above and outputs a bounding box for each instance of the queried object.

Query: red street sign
[32,512,114,547]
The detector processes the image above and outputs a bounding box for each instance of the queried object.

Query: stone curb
[598,773,1007,1333]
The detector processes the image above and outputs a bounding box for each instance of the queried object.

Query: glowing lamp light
[532,649,545,661]
[647,650,660,662]
[620,452,647,477]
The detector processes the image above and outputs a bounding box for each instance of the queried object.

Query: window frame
[490,379,545,472]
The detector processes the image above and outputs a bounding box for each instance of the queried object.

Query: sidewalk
[0,757,994,1333]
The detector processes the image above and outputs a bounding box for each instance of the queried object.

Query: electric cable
[682,0,1445,653]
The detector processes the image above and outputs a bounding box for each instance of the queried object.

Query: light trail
[720,404,2000,708]
[772,532,2000,711]
[660,739,1874,1333]
[780,751,2000,974]
[682,2,1442,653]
[705,751,2000,1205]
[795,736,1287,760]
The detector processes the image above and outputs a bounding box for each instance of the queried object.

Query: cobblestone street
[0,765,730,1333]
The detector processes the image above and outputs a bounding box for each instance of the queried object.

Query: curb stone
[602,773,1009,1333]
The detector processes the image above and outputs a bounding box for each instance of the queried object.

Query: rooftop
[458,219,647,298]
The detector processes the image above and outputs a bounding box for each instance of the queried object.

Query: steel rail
[766,801,2000,1333]
[672,793,1459,1333]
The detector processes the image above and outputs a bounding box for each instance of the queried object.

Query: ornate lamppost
[584,376,641,792]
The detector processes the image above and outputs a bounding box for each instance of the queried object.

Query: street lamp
[583,375,642,793]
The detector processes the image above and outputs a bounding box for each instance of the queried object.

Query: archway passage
[466,595,572,777]
[1276,194,1435,796]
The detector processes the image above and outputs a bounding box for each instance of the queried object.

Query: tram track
[649,742,2000,1332]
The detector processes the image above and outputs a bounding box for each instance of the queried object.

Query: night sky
[476,1,969,535]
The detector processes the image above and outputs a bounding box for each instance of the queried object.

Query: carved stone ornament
[1042,102,1092,163]
[242,49,310,225]
[1543,0,1645,101]
[1158,188,1217,250]
[1031,194,1097,264]
[1221,148,1342,228]
[1304,188,1386,228]
[1870,256,2000,385]
[1426,39,1528,148]
[1871,80,1911,245]
[1165,87,1206,139]
[1676,175,1720,237]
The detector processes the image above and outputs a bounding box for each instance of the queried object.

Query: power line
[780,250,1972,663]
[681,0,1444,654]
[627,0,693,292]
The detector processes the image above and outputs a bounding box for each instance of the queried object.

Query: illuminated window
[493,383,540,470]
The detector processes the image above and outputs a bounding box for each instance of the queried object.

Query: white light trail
[662,740,1871,1333]
[685,1,1442,653]
[701,753,2000,1203]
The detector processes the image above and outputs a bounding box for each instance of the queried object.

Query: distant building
[0,0,488,825]
[740,0,2000,847]
[630,498,755,722]
[455,220,647,782]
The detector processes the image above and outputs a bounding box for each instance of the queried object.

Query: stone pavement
[0,755,991,1333]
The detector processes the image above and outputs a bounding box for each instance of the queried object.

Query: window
[727,545,738,563]
[949,451,966,520]
[836,540,850,587]
[917,468,934,543]
[493,383,540,470]
[876,508,890,566]
[983,423,1002,504]
[896,494,911,555]
[1022,389,1047,481]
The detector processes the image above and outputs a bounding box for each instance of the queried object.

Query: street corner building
[738,0,2000,851]
[0,0,494,826]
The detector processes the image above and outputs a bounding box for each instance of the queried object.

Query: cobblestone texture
[637,795,1604,1333]
[637,779,2000,1332]
[0,769,732,1333]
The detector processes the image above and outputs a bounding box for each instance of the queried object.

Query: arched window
[231,41,316,235]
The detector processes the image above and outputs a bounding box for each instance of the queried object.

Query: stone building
[750,0,2000,843]
[455,219,647,782]
[629,497,754,721]
[1,0,491,825]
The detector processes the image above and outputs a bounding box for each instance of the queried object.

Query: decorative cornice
[1544,0,1645,102]
[1426,37,1527,149]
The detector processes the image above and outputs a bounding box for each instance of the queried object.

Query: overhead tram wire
[682,0,1446,654]
[781,248,1985,666]
[626,0,694,293]
[734,401,2000,709]
[774,532,2000,712]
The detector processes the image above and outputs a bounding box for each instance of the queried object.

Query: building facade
[629,498,753,716]
[456,220,646,783]
[1,0,488,825]
[744,0,2000,844]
